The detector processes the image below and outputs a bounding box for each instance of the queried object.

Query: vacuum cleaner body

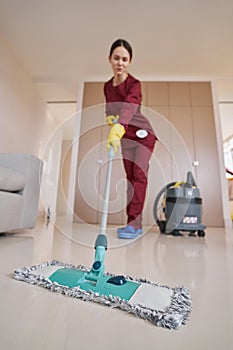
[154,172,206,237]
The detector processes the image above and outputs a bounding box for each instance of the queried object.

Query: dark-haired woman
[104,39,157,239]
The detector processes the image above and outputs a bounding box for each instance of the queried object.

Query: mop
[14,147,192,330]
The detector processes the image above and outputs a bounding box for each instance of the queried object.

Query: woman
[104,39,157,239]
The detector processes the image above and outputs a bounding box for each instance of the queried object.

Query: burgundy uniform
[104,74,157,229]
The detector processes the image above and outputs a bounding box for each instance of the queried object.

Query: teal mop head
[14,257,192,329]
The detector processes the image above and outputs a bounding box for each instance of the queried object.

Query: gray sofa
[0,153,43,233]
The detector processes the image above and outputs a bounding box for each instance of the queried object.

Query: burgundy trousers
[121,132,156,229]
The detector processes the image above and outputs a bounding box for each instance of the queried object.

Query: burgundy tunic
[104,74,156,139]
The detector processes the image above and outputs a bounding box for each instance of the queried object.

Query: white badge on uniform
[136,129,148,139]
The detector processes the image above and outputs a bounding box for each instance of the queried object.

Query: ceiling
[0,0,233,141]
[1,0,233,103]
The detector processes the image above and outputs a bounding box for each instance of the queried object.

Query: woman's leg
[122,156,134,223]
[121,135,156,230]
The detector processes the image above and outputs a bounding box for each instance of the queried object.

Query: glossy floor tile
[0,217,233,350]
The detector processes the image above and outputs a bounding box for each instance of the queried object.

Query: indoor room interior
[0,1,233,349]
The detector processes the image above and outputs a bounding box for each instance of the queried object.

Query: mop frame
[14,260,192,329]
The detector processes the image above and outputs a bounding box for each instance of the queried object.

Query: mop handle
[89,147,114,278]
[99,146,114,236]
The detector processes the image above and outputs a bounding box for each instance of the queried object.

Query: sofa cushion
[0,166,26,192]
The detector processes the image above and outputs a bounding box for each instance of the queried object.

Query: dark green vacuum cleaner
[153,171,206,237]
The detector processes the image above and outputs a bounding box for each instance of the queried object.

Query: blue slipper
[117,225,143,239]
[117,225,143,234]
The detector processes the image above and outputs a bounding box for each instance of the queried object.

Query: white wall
[0,39,46,154]
[40,122,63,218]
[0,38,64,216]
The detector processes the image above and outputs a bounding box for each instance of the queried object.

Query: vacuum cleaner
[153,171,206,237]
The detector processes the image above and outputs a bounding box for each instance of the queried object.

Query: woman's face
[109,46,131,77]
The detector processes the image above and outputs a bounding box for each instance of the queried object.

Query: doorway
[215,80,233,222]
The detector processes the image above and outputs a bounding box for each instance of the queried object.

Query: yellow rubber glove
[105,115,119,126]
[106,123,125,154]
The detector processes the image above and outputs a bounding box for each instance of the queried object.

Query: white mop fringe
[14,260,192,330]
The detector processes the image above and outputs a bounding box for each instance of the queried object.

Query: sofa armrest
[0,153,43,229]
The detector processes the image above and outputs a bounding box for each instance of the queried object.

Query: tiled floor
[0,217,233,350]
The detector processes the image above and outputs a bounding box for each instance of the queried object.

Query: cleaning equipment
[154,171,206,237]
[14,148,192,330]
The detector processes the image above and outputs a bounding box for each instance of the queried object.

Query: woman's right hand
[105,115,119,126]
[106,123,125,154]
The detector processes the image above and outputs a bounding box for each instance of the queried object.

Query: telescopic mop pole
[85,146,114,281]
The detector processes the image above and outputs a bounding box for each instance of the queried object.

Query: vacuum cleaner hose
[153,182,176,223]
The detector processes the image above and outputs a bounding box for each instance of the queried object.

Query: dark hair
[109,39,133,61]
